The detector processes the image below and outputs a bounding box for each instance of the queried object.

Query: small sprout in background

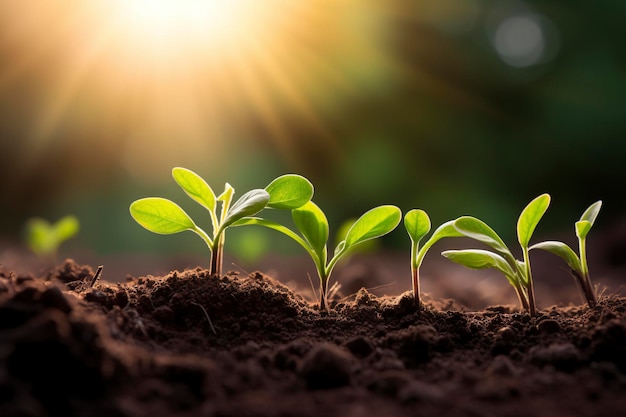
[530,200,602,307]
[129,167,313,276]
[442,193,551,316]
[235,202,402,311]
[404,210,464,309]
[24,215,80,261]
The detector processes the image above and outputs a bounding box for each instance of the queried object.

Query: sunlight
[119,0,264,49]
[0,0,393,183]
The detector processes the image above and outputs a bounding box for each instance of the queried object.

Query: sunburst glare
[0,0,392,184]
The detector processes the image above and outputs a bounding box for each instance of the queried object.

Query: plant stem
[577,237,596,307]
[514,283,529,312]
[572,270,597,308]
[319,276,328,312]
[412,265,421,309]
[522,248,537,316]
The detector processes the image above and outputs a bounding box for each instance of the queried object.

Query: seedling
[404,210,464,308]
[530,200,602,307]
[129,167,313,276]
[441,194,551,316]
[235,202,401,311]
[24,215,80,261]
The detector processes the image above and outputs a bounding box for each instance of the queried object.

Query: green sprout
[129,167,313,276]
[404,210,464,309]
[530,200,602,307]
[441,193,551,316]
[235,202,402,311]
[24,215,80,261]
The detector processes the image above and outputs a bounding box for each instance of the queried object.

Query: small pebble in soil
[299,343,353,389]
[529,343,581,372]
[537,319,561,333]
[343,336,375,358]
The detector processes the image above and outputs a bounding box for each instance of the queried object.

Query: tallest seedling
[130,167,313,276]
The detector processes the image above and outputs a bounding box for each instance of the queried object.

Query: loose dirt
[1,259,626,417]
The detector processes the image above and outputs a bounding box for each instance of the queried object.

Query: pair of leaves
[25,215,80,256]
[129,168,314,247]
[441,194,551,285]
[292,202,402,272]
[237,202,401,281]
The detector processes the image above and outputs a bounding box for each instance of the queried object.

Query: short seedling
[441,194,551,316]
[235,202,402,311]
[404,210,464,308]
[129,167,313,276]
[24,215,80,261]
[530,200,602,307]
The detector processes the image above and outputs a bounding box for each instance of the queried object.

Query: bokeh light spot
[493,15,544,68]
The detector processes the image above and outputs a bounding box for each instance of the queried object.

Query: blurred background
[0,0,625,306]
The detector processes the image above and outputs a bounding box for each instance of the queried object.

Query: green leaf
[52,215,80,242]
[232,217,311,253]
[344,205,402,249]
[265,174,314,209]
[416,220,464,266]
[517,193,550,248]
[530,241,581,272]
[454,216,509,254]
[221,189,270,229]
[130,197,196,234]
[25,218,54,255]
[576,200,601,240]
[575,221,592,240]
[580,200,602,226]
[404,209,431,245]
[442,249,517,281]
[292,201,329,257]
[172,167,216,212]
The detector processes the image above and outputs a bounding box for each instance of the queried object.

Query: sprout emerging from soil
[404,210,464,309]
[129,167,313,276]
[235,202,402,311]
[24,215,80,261]
[530,200,602,307]
[442,194,551,316]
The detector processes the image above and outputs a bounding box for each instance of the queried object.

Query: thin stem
[571,269,597,308]
[522,248,537,316]
[210,234,224,276]
[410,241,421,308]
[319,275,328,312]
[513,282,529,312]
[412,267,421,309]
[577,236,596,306]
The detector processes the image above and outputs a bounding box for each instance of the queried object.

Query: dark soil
[2,259,626,417]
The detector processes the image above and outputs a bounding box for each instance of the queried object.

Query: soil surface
[2,258,626,417]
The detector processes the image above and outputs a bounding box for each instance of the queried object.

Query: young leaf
[517,193,551,248]
[454,216,509,254]
[52,215,80,242]
[292,201,329,257]
[344,205,401,248]
[221,189,270,229]
[130,197,197,234]
[575,220,592,240]
[404,209,431,245]
[172,167,216,212]
[580,200,602,226]
[416,220,465,266]
[530,241,581,271]
[265,174,314,209]
[442,249,517,283]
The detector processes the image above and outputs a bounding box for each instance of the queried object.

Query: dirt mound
[1,259,626,417]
